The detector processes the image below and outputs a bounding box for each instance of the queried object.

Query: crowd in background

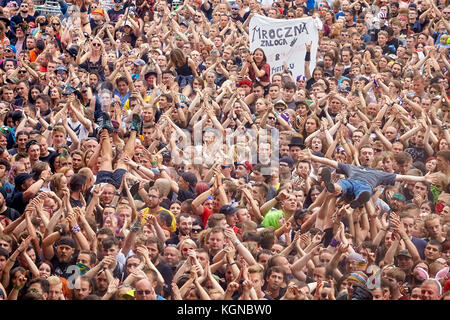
[0,0,449,301]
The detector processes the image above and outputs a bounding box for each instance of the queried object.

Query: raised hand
[106,278,119,295]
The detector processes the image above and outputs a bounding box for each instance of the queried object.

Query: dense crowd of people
[0,0,448,301]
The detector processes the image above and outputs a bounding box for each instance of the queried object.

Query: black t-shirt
[70,197,83,208]
[8,191,28,214]
[156,261,173,297]
[404,146,428,164]
[107,7,125,23]
[0,207,21,221]
[40,150,56,163]
[201,1,213,20]
[11,14,35,25]
[50,249,79,279]
[261,281,287,300]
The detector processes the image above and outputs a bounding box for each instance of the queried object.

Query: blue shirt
[113,89,130,108]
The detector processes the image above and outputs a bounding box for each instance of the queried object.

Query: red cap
[237,161,253,172]
[238,79,252,87]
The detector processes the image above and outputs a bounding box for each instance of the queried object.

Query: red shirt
[249,62,270,84]
[201,206,213,227]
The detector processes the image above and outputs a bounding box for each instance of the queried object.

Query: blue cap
[6,45,16,53]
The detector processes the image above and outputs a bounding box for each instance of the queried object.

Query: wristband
[229,262,236,266]
[403,236,409,242]
[354,221,360,224]
[137,165,141,171]
[442,124,448,130]
[47,125,53,131]
[71,224,81,233]
[210,188,214,195]
[151,160,157,166]
[329,238,340,248]
[274,112,279,117]
[8,257,16,263]
[305,51,311,61]
[234,239,241,246]
[13,285,23,290]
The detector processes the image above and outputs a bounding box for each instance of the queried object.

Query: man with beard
[10,1,36,25]
[165,213,193,246]
[42,237,79,279]
[42,214,90,279]
[141,186,176,233]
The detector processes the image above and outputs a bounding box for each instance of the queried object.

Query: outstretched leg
[320,167,342,194]
[117,113,141,170]
[98,112,114,172]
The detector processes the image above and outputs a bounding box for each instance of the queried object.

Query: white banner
[249,15,321,81]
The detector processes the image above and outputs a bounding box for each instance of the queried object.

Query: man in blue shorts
[299,145,436,208]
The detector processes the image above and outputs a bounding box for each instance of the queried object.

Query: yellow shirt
[124,95,150,110]
[142,206,177,233]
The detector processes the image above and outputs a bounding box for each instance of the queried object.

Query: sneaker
[321,167,335,193]
[350,191,371,209]
[130,113,141,132]
[99,112,113,133]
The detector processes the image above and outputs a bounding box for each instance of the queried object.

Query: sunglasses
[192,228,202,233]
[136,290,153,295]
[182,247,193,252]
[221,165,232,169]
[92,43,101,47]
[18,70,27,74]
[268,117,276,120]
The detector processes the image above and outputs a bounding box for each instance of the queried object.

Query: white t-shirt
[67,118,90,142]
[260,0,275,7]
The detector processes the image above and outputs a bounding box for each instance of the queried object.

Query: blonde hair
[178,238,197,250]
[47,276,62,287]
